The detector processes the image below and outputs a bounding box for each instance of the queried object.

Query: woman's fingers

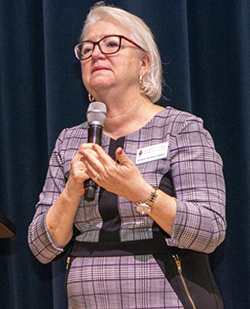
[80,144,108,177]
[78,144,149,202]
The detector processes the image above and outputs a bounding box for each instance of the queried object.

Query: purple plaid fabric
[67,255,183,308]
[28,106,226,308]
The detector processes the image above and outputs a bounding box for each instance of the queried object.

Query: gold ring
[93,173,101,182]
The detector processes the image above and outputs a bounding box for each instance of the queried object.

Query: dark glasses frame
[74,35,145,60]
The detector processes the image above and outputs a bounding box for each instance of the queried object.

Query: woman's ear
[140,52,151,76]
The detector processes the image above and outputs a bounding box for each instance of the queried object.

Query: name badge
[136,142,169,165]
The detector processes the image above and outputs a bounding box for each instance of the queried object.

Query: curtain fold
[1,1,249,308]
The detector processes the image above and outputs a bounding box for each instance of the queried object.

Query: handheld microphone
[84,102,107,201]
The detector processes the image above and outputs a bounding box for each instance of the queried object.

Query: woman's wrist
[134,186,159,215]
[131,181,152,204]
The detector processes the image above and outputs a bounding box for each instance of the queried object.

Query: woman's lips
[91,66,109,73]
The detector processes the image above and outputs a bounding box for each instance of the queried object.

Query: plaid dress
[28,106,226,308]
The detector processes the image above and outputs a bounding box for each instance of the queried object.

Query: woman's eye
[103,38,119,49]
[107,41,119,47]
[83,47,92,55]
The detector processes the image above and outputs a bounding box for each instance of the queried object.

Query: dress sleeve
[28,130,67,264]
[167,115,226,253]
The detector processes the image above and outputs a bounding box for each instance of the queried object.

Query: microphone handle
[87,125,103,144]
[84,124,103,201]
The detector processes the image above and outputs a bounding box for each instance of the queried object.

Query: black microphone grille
[87,102,107,126]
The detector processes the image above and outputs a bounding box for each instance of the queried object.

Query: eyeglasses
[74,35,145,60]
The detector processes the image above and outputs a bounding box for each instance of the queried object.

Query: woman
[28,2,226,308]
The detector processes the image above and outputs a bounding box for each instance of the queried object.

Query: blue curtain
[1,1,249,308]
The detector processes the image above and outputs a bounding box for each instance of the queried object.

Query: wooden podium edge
[0,213,16,238]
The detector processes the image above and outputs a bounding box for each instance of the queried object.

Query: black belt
[70,233,168,257]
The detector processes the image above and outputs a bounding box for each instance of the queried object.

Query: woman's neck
[102,95,164,140]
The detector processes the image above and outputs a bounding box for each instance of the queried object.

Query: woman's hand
[64,144,94,198]
[80,144,152,203]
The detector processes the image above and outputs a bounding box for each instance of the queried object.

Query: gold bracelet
[146,186,158,207]
[135,186,159,215]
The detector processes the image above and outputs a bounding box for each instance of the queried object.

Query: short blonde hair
[80,2,162,103]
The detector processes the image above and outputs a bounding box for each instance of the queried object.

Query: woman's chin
[88,79,114,93]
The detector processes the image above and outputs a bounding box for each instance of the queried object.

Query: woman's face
[81,19,146,99]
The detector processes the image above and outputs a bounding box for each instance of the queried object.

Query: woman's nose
[91,43,105,59]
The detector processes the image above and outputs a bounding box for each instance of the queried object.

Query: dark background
[1,1,249,308]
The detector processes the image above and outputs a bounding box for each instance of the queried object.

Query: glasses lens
[77,42,94,60]
[100,36,120,54]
